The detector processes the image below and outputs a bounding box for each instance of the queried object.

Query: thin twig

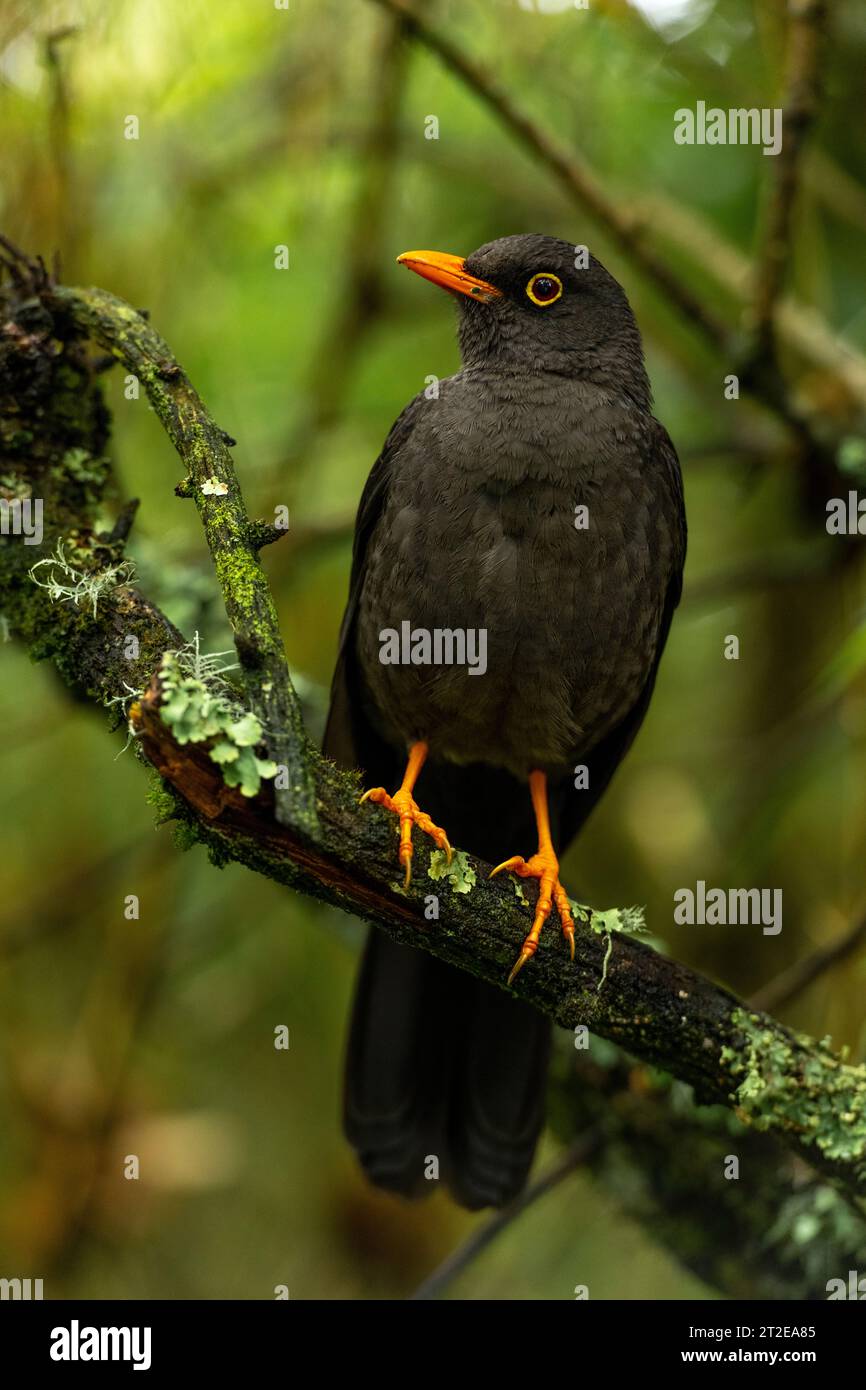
[640,190,866,415]
[410,1128,604,1301]
[750,911,866,1014]
[750,0,829,360]
[43,26,79,271]
[282,7,409,468]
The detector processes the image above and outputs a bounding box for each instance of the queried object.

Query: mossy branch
[421,1043,866,1301]
[49,283,316,835]
[749,0,828,362]
[3,252,866,1206]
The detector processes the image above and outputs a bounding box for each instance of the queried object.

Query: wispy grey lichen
[29,539,135,619]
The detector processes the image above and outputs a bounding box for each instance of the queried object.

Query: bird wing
[322,393,423,778]
[555,417,687,852]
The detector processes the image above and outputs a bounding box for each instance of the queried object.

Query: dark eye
[526,272,563,306]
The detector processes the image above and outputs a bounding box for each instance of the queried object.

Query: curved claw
[563,922,576,962]
[493,850,576,983]
[507,939,538,986]
[358,783,453,890]
[489,855,525,879]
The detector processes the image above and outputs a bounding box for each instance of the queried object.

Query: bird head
[397,233,650,409]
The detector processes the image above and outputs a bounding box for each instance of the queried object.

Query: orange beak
[396,250,502,303]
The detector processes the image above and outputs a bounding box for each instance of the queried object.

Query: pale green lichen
[61,447,110,490]
[568,898,647,990]
[511,877,529,906]
[428,848,476,894]
[722,1008,866,1181]
[29,539,135,619]
[158,639,277,797]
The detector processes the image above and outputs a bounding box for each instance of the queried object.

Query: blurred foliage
[0,0,865,1299]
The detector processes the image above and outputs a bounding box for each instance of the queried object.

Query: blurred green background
[1,0,865,1299]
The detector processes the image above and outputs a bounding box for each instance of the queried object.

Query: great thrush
[324,233,686,1208]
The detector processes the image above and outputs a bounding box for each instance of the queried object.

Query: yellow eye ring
[526,272,563,307]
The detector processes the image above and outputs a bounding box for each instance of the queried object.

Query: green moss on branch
[50,284,316,836]
[723,1008,866,1187]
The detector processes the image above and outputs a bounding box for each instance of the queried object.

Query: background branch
[415,1046,866,1301]
[281,7,410,471]
[411,1126,604,1301]
[750,0,829,361]
[750,910,866,1014]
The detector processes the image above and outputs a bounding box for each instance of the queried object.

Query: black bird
[324,233,686,1208]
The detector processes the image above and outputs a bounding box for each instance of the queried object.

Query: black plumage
[324,234,686,1208]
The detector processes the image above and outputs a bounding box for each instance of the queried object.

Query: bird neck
[457,318,652,414]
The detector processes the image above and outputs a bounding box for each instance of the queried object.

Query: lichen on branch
[723,1008,866,1187]
[49,283,316,836]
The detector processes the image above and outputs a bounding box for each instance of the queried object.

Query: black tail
[344,928,551,1208]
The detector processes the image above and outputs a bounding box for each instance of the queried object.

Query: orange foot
[490,845,575,985]
[360,785,452,889]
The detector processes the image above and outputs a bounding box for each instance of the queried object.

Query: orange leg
[359,741,452,889]
[490,770,575,985]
